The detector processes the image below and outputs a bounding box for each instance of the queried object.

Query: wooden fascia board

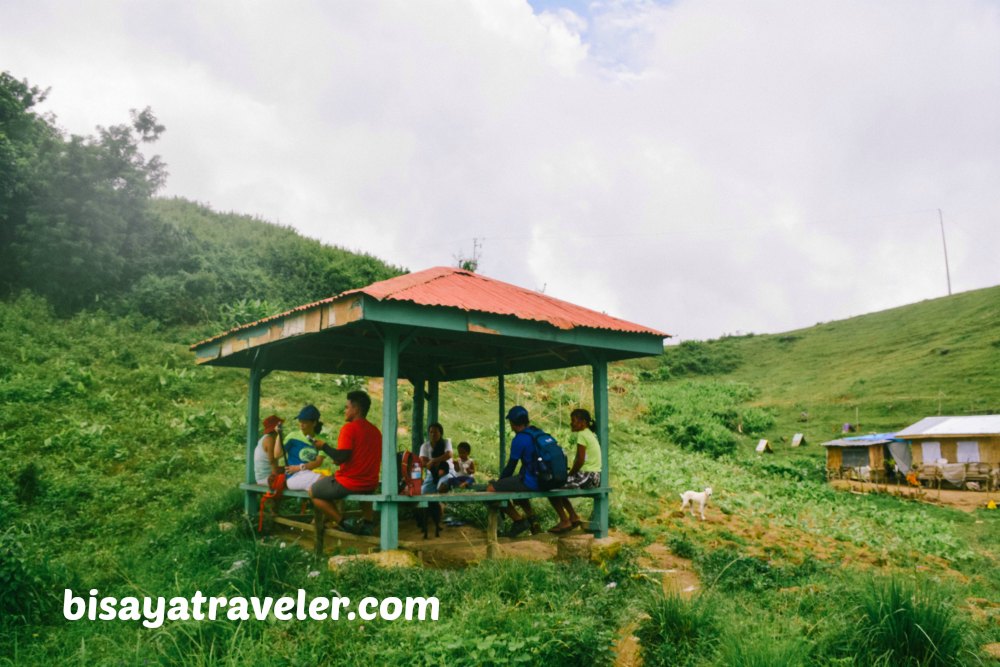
[192,297,366,365]
[360,297,665,357]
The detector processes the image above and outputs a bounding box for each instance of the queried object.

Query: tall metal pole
[938,209,952,296]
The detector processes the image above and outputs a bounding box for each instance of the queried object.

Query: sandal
[547,524,573,534]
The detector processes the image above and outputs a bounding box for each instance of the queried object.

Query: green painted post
[380,329,400,550]
[427,377,439,427]
[246,365,263,519]
[592,355,610,538]
[411,379,425,454]
[498,372,507,469]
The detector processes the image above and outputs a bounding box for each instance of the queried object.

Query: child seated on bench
[447,441,476,489]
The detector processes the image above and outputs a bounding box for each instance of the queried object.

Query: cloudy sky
[4,0,999,340]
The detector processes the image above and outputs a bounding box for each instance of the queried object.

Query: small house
[895,415,1000,489]
[821,433,906,480]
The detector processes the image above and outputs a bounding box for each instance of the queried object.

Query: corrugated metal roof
[192,266,668,349]
[344,267,668,336]
[895,415,1000,438]
[821,433,898,448]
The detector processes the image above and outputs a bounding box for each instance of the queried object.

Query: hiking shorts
[489,476,532,492]
[562,471,601,489]
[310,477,354,502]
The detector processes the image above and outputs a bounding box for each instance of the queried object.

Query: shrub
[716,631,809,667]
[852,577,971,667]
[660,340,742,377]
[663,414,739,458]
[0,526,60,626]
[636,591,720,667]
[645,381,768,458]
[667,533,699,560]
[216,297,278,330]
[697,548,786,593]
[14,463,41,504]
[739,406,775,435]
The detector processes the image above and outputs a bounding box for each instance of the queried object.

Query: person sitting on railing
[309,390,382,535]
[486,406,541,537]
[253,415,285,485]
[547,408,601,534]
[419,422,455,493]
[283,405,328,491]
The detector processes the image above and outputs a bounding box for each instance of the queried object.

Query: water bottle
[411,461,422,480]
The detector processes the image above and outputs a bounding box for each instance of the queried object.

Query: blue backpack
[524,426,568,491]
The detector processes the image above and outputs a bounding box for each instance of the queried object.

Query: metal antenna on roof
[455,237,482,272]
[938,209,952,296]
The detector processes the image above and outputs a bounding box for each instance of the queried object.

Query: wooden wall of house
[909,436,1000,465]
[826,447,842,468]
[868,444,884,469]
[982,436,1000,464]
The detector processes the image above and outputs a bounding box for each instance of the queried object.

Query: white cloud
[2,0,998,340]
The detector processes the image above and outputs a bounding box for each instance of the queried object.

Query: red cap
[262,415,283,433]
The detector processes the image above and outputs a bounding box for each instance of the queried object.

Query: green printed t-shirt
[569,428,601,473]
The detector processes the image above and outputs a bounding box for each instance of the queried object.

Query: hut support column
[380,330,400,550]
[498,372,507,470]
[245,365,265,520]
[411,379,425,454]
[592,355,610,538]
[427,377,439,427]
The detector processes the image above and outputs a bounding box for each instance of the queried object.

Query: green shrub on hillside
[645,381,771,457]
[0,525,69,627]
[715,630,809,667]
[636,591,721,667]
[696,547,821,593]
[659,340,743,378]
[852,577,973,667]
[662,414,740,458]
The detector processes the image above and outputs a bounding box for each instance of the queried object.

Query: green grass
[853,577,974,667]
[636,591,721,667]
[2,283,1000,664]
[665,285,1000,445]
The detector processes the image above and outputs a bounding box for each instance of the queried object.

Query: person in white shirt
[419,422,455,493]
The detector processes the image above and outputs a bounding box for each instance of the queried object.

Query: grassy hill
[645,284,1000,454]
[2,282,998,665]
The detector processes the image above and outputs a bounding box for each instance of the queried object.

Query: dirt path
[830,480,1000,512]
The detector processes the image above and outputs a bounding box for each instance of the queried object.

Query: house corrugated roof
[895,415,1000,438]
[821,433,898,448]
[192,266,668,349]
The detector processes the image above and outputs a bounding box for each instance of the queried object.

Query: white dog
[679,487,713,520]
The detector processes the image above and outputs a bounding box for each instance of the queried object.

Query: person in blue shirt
[487,405,541,537]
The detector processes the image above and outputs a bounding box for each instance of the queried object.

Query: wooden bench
[963,462,995,491]
[240,482,609,558]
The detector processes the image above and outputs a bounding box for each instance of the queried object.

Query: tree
[3,71,174,313]
[0,72,54,295]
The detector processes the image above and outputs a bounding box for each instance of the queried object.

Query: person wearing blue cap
[486,405,541,537]
[283,404,328,491]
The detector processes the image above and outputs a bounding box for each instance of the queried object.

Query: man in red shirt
[309,390,382,532]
